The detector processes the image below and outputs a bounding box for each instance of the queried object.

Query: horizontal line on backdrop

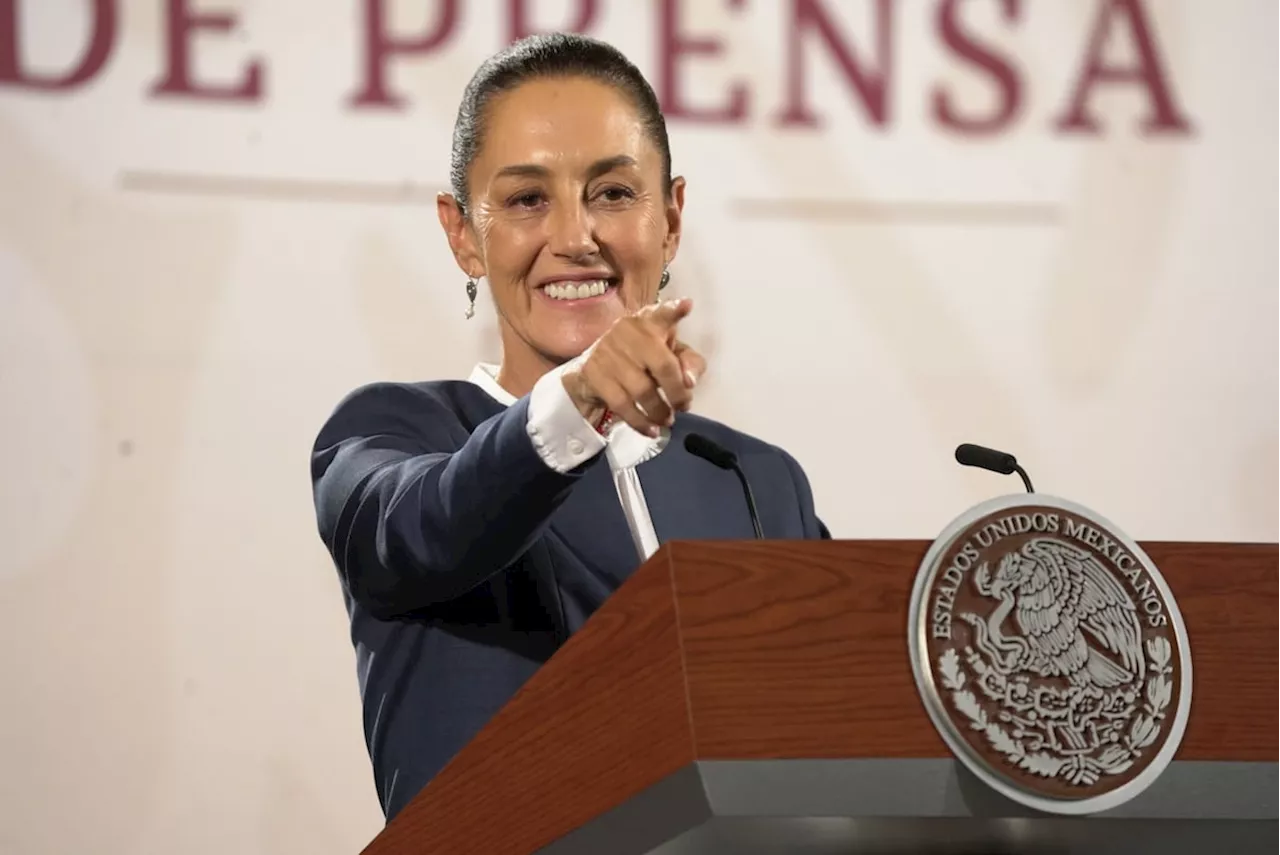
[118,170,442,205]
[730,198,1061,225]
[117,171,1059,225]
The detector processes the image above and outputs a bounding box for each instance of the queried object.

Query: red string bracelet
[594,409,615,435]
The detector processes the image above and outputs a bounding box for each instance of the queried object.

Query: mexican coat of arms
[908,495,1192,814]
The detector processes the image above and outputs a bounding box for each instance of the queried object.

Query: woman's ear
[663,176,686,263]
[436,192,485,278]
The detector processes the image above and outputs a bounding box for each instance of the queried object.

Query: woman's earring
[464,278,478,319]
[658,266,670,292]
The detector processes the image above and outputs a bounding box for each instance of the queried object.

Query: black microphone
[955,443,1035,493]
[684,433,764,539]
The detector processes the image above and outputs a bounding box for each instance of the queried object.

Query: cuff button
[567,438,584,455]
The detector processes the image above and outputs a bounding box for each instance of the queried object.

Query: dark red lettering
[657,0,748,123]
[350,0,458,108]
[507,0,599,44]
[1054,0,1192,134]
[149,0,263,101]
[0,0,115,91]
[776,0,893,128]
[932,0,1022,133]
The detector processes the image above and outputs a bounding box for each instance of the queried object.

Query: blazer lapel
[638,421,757,546]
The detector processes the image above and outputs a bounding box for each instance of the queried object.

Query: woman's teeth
[544,280,610,301]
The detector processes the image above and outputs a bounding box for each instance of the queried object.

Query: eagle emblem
[969,538,1144,689]
[956,538,1155,760]
[909,498,1191,815]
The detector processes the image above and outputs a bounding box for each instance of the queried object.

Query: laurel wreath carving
[939,637,1173,786]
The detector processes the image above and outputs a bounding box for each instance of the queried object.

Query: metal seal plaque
[908,494,1193,814]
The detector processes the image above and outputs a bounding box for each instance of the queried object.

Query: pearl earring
[464,278,478,319]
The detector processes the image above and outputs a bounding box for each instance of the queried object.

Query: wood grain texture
[1142,541,1278,759]
[362,552,695,855]
[673,540,948,759]
[670,540,1277,763]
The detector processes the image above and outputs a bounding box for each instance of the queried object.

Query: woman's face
[439,76,684,368]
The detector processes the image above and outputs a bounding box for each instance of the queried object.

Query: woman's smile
[534,277,620,307]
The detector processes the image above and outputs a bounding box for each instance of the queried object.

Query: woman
[310,32,829,822]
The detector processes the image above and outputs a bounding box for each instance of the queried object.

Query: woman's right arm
[312,297,706,620]
[310,372,606,620]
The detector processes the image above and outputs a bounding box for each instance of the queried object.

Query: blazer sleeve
[779,448,832,540]
[310,381,598,619]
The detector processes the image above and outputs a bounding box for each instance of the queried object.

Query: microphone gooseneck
[954,442,1035,494]
[684,433,765,539]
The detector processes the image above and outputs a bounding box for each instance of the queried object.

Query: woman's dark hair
[449,32,672,215]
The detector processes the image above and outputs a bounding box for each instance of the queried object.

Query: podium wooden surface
[362,540,1277,855]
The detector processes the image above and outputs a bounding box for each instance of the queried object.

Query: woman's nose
[547,200,598,260]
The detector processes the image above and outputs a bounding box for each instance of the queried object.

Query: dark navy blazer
[310,379,829,821]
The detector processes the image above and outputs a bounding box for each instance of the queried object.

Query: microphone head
[955,443,1018,475]
[684,433,738,470]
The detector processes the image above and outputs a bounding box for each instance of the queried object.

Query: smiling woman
[439,69,684,397]
[308,32,830,824]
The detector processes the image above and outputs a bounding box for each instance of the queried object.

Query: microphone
[684,433,764,539]
[955,443,1035,493]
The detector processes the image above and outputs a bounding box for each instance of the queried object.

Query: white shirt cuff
[526,361,607,473]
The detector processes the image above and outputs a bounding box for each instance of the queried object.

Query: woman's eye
[597,186,634,202]
[510,192,544,209]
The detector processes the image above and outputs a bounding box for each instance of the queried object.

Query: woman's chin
[539,312,624,358]
[537,325,610,363]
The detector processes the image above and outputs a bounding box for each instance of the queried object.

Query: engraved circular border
[907,493,1193,815]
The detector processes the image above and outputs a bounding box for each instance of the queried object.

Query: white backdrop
[1,1,1275,853]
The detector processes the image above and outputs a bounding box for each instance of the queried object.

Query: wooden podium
[361,540,1276,854]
